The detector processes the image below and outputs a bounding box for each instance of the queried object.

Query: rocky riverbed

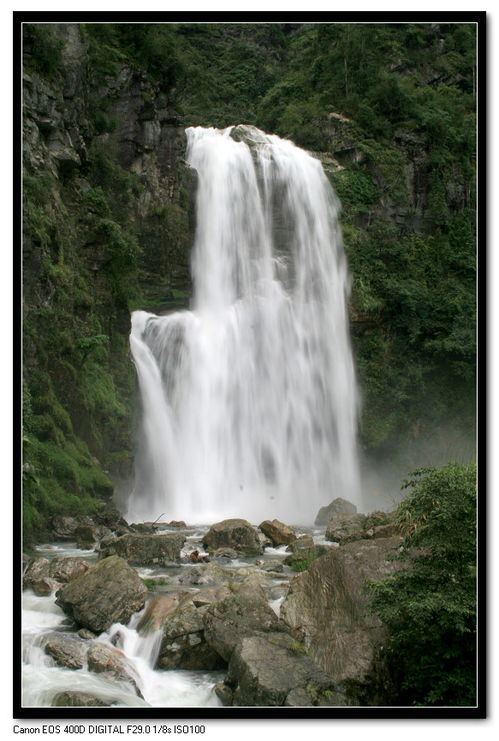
[22,499,403,708]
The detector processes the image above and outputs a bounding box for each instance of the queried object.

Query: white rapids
[22,587,222,708]
[127,125,360,525]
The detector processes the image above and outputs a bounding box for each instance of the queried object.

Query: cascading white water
[127,125,360,525]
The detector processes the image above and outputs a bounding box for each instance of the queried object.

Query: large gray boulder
[280,536,404,698]
[325,513,367,544]
[203,590,287,663]
[99,533,186,565]
[156,598,224,671]
[226,634,347,706]
[50,557,92,582]
[75,523,112,550]
[177,562,231,586]
[259,519,296,546]
[42,632,88,670]
[314,497,357,526]
[202,519,263,556]
[87,643,143,697]
[55,555,147,633]
[23,556,91,594]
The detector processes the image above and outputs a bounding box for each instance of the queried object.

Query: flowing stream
[22,541,225,708]
[128,125,360,525]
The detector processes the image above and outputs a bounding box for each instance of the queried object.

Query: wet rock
[167,520,187,529]
[43,632,88,669]
[202,519,263,556]
[203,591,287,663]
[260,560,284,574]
[214,681,233,706]
[32,577,62,596]
[157,599,224,671]
[314,497,357,526]
[136,594,184,635]
[24,556,91,593]
[259,519,297,546]
[75,524,113,550]
[23,557,50,588]
[55,555,148,633]
[87,642,143,697]
[280,536,405,698]
[227,633,344,706]
[99,533,186,565]
[286,534,315,552]
[325,513,367,544]
[49,557,91,583]
[78,628,96,640]
[52,691,111,707]
[191,584,233,607]
[177,562,230,586]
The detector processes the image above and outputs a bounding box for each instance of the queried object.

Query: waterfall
[127,125,360,525]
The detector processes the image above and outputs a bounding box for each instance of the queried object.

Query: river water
[21,526,317,708]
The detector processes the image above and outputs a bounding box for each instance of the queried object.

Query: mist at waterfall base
[127,125,360,526]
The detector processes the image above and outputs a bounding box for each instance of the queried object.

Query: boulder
[43,632,88,669]
[99,533,186,565]
[286,534,315,552]
[259,519,296,546]
[213,682,233,706]
[177,562,230,586]
[157,599,224,671]
[260,560,284,574]
[75,524,112,549]
[23,557,50,588]
[32,577,63,596]
[55,555,148,633]
[314,497,357,526]
[136,595,184,635]
[226,634,346,706]
[280,537,404,697]
[49,557,91,582]
[202,519,263,556]
[191,584,233,608]
[87,642,143,697]
[325,513,367,544]
[23,556,90,592]
[203,591,287,663]
[78,628,96,640]
[52,691,111,707]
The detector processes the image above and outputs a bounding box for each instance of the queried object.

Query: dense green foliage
[368,462,477,705]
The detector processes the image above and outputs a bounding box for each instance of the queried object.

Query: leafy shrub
[368,462,477,705]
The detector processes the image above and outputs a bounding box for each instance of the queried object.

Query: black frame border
[14,9,487,722]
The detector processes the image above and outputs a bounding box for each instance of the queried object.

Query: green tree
[368,462,477,705]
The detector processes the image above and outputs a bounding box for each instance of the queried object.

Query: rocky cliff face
[22,24,196,539]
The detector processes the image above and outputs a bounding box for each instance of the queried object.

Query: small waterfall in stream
[127,125,360,525]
